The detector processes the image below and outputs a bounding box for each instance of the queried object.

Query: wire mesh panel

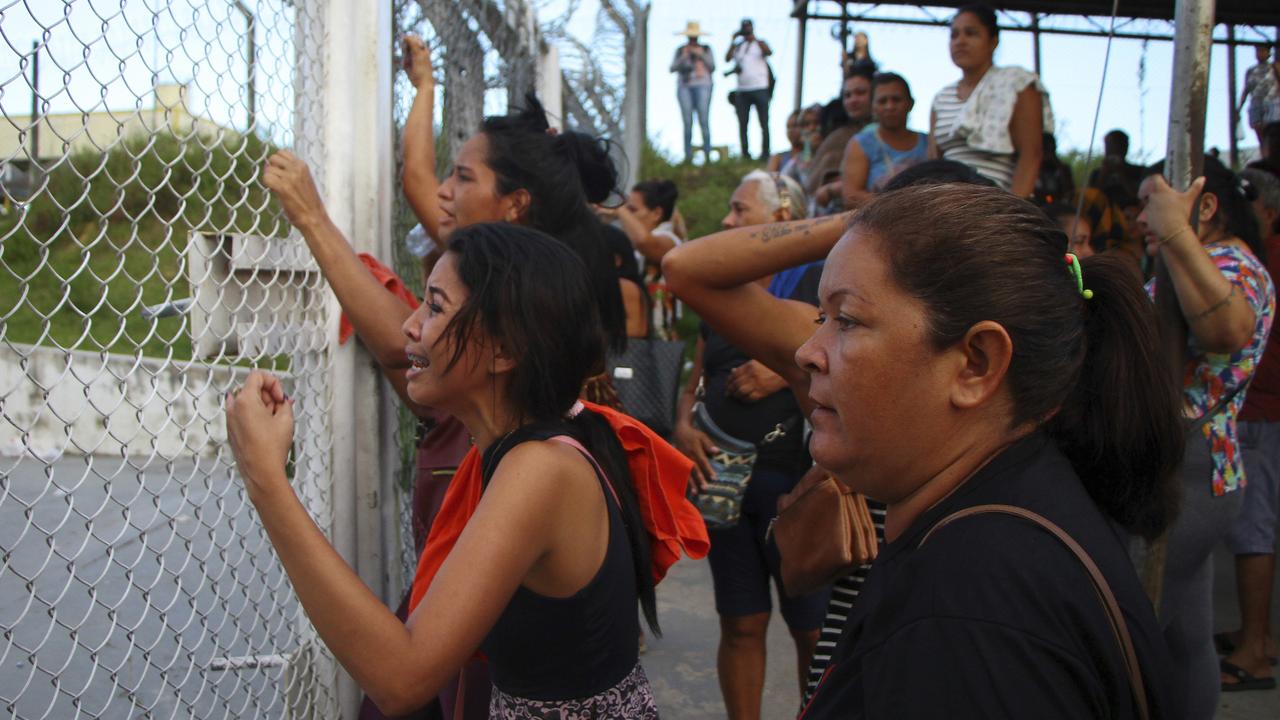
[0,1,337,717]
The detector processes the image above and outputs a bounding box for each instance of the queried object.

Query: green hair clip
[1064,253,1093,300]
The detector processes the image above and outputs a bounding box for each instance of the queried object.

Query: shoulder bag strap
[1186,378,1250,436]
[547,434,623,510]
[919,504,1150,720]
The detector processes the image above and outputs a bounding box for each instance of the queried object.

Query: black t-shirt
[699,263,821,473]
[801,433,1176,719]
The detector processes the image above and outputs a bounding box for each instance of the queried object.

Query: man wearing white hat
[671,21,715,163]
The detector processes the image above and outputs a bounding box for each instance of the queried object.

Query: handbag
[690,401,760,529]
[919,505,1150,720]
[607,336,685,438]
[769,472,878,596]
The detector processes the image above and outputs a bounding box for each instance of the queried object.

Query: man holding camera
[726,19,773,161]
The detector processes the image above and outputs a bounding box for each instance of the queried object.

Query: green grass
[0,130,283,359]
[638,141,764,240]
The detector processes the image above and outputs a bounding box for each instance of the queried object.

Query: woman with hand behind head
[666,183,1184,717]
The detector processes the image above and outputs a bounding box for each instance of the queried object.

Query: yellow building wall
[0,84,229,162]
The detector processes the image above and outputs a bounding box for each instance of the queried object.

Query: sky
[3,1,1274,170]
[626,2,1276,164]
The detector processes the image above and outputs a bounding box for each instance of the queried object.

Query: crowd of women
[219,4,1279,718]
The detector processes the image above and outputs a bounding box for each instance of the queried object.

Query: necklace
[481,428,519,482]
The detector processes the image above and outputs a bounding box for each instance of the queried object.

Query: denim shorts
[706,465,831,630]
[1224,421,1280,555]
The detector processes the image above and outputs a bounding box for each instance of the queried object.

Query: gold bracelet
[1157,226,1195,248]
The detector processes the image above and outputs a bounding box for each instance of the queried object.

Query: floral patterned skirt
[488,663,659,719]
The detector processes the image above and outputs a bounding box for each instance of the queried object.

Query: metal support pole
[233,2,257,134]
[1032,13,1042,77]
[1147,0,1215,618]
[794,9,808,113]
[1227,25,1239,169]
[319,0,395,715]
[29,40,39,166]
[1165,0,1214,187]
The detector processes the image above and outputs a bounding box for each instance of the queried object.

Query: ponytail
[1045,254,1184,540]
[571,409,661,636]
[857,184,1184,542]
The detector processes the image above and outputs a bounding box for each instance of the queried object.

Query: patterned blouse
[1147,244,1276,496]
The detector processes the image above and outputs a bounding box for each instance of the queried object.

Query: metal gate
[0,1,342,717]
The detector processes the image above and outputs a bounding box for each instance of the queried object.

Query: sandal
[1221,659,1277,692]
[1215,631,1279,666]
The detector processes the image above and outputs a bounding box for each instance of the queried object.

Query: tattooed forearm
[760,224,796,243]
[1189,286,1236,324]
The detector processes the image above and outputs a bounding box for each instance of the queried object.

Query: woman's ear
[488,343,520,377]
[505,188,533,224]
[948,320,1014,411]
[1198,192,1220,227]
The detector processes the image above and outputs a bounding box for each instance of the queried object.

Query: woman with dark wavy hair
[665,183,1185,717]
[262,40,639,717]
[226,225,668,718]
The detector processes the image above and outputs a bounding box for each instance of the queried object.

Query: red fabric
[340,253,420,345]
[407,400,708,613]
[1241,234,1280,421]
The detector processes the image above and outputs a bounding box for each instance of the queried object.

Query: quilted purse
[689,401,759,529]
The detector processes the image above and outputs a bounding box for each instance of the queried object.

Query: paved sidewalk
[645,548,1280,718]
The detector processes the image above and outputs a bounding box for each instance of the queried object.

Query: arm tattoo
[760,224,796,243]
[1189,286,1236,324]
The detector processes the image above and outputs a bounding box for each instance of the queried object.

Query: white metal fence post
[316,0,395,716]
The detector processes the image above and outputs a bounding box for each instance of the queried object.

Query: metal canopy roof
[799,1,1279,27]
[791,2,1280,43]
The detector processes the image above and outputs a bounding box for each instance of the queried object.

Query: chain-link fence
[0,1,339,717]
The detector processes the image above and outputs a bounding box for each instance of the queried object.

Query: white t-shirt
[635,220,681,270]
[733,40,769,92]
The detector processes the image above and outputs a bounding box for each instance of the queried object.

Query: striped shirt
[802,500,886,703]
[932,82,1016,190]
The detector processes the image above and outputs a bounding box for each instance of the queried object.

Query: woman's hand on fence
[1140,174,1206,249]
[401,34,434,91]
[226,371,295,500]
[674,421,718,492]
[263,150,328,233]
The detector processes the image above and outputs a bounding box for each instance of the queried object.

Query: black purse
[607,337,685,438]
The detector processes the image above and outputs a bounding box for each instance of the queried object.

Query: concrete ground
[645,550,1280,719]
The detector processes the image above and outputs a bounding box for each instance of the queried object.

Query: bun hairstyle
[632,179,679,222]
[444,223,660,633]
[1145,156,1265,263]
[479,93,627,352]
[955,3,999,40]
[854,184,1184,540]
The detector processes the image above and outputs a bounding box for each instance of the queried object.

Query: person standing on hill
[671,22,715,164]
[727,19,773,161]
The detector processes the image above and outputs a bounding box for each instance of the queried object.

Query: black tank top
[478,423,640,701]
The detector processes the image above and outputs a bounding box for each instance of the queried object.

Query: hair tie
[566,400,585,419]
[1064,254,1093,300]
